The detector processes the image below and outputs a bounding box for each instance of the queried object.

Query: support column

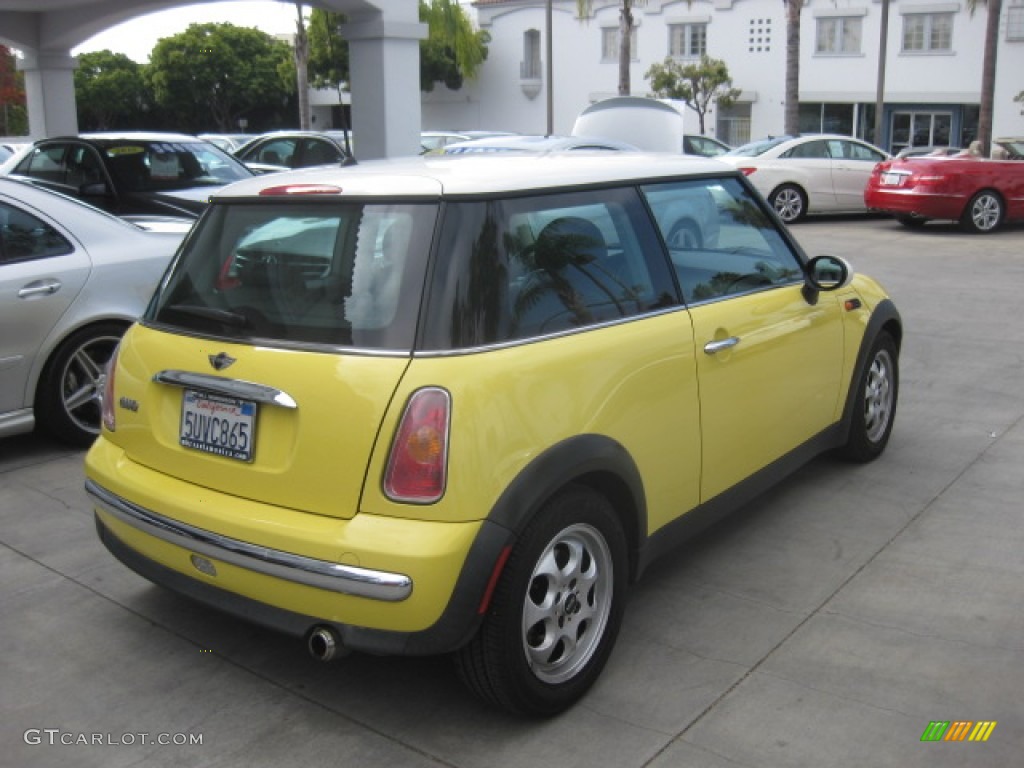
[18,50,79,139]
[341,14,427,160]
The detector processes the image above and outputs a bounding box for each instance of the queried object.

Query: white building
[421,0,1024,153]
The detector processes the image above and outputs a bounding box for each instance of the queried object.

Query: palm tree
[784,0,803,135]
[969,0,1002,155]
[576,0,646,96]
[293,2,310,130]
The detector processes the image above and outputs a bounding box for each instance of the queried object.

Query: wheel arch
[32,316,134,403]
[838,299,902,436]
[486,434,648,583]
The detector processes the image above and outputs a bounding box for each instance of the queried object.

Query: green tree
[577,1,646,96]
[307,1,487,98]
[147,23,294,133]
[0,45,27,136]
[645,55,740,134]
[73,50,149,131]
[419,0,490,92]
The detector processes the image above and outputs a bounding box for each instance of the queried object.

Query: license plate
[881,172,904,187]
[180,389,257,462]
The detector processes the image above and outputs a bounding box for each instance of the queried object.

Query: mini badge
[208,352,236,371]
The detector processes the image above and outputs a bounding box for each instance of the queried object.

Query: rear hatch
[110,193,439,519]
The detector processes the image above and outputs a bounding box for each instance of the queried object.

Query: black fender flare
[486,433,648,578]
[839,298,902,438]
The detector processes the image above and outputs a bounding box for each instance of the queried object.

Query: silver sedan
[0,178,189,445]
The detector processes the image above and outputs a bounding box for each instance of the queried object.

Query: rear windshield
[147,200,437,350]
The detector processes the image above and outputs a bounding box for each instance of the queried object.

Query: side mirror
[802,255,851,304]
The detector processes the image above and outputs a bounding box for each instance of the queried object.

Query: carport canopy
[0,0,426,159]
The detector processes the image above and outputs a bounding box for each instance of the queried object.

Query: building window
[602,26,638,61]
[522,29,541,79]
[748,18,772,53]
[902,13,953,52]
[669,23,707,58]
[1008,1,1024,41]
[816,17,862,54]
[717,102,751,146]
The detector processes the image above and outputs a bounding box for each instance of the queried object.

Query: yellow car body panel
[691,283,845,501]
[362,311,702,536]
[86,437,481,632]
[107,323,410,520]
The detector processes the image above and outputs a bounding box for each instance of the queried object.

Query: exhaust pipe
[307,625,345,662]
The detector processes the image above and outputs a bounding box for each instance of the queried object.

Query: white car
[718,134,890,223]
[0,178,189,445]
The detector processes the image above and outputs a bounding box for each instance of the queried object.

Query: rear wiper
[167,304,248,328]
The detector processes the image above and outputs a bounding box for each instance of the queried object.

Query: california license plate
[881,172,904,186]
[180,389,256,462]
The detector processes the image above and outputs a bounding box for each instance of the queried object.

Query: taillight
[100,345,119,433]
[739,167,757,176]
[383,388,450,503]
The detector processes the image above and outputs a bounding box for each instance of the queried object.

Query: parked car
[571,96,731,156]
[991,137,1024,160]
[864,154,1024,233]
[717,134,890,223]
[234,130,354,173]
[4,133,254,218]
[0,177,189,445]
[683,134,731,157]
[420,130,518,154]
[895,145,962,159]
[198,133,256,153]
[442,134,640,153]
[85,153,901,717]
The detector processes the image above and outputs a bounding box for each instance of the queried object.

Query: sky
[73,1,299,63]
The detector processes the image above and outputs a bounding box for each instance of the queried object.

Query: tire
[960,190,1003,233]
[35,322,127,447]
[839,332,898,463]
[455,485,628,717]
[896,214,927,229]
[769,184,807,224]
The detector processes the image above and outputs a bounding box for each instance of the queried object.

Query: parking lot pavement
[3,215,1022,768]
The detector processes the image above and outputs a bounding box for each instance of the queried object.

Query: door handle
[704,336,739,355]
[18,279,61,298]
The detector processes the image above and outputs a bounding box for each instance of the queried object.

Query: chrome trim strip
[86,479,412,602]
[153,370,298,409]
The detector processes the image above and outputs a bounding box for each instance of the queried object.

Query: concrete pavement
[3,215,1022,767]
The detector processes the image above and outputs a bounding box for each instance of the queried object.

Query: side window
[244,139,297,167]
[0,202,74,264]
[301,139,342,166]
[423,187,679,348]
[785,140,830,159]
[642,177,803,304]
[18,145,67,184]
[841,141,885,162]
[66,146,105,188]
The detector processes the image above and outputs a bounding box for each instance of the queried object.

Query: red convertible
[864,154,1024,233]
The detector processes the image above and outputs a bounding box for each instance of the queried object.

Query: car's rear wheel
[839,332,898,462]
[960,190,1003,233]
[35,322,126,447]
[769,184,807,224]
[455,485,627,717]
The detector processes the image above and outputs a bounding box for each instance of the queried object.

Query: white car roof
[213,152,733,200]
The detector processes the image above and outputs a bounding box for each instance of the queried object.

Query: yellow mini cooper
[85,153,900,716]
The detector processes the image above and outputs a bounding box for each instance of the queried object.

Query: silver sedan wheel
[522,523,614,685]
[863,347,895,443]
[59,333,118,436]
[965,191,1002,233]
[770,185,805,223]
